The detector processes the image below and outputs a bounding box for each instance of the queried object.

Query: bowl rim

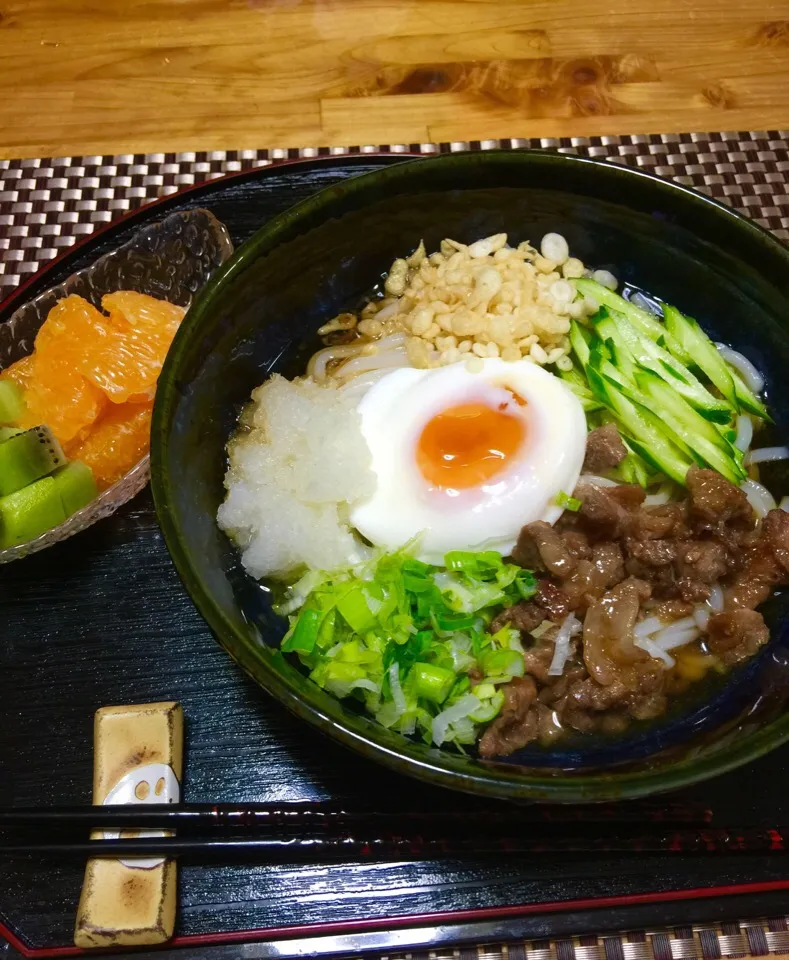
[151,148,789,801]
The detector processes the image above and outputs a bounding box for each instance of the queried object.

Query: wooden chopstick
[1,827,785,861]
[0,800,713,831]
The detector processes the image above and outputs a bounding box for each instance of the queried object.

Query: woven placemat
[1,131,788,296]
[1,131,788,958]
[380,919,789,960]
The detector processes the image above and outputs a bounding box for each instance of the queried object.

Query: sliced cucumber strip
[631,370,745,484]
[663,305,737,404]
[587,340,627,391]
[593,310,637,382]
[662,304,771,421]
[618,456,636,484]
[574,278,692,364]
[569,320,591,369]
[620,441,655,488]
[603,308,731,423]
[729,366,772,422]
[625,436,687,483]
[633,369,734,455]
[596,379,691,486]
[558,365,595,398]
[557,365,605,412]
[567,283,770,486]
[580,396,606,413]
[588,346,698,457]
[592,350,743,481]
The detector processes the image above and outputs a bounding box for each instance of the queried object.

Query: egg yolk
[416,402,525,489]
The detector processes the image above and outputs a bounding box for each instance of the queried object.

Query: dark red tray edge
[4,879,789,957]
[2,149,788,958]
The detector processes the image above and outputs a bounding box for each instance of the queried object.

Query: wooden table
[3,0,789,160]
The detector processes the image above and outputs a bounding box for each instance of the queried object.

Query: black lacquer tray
[2,154,789,960]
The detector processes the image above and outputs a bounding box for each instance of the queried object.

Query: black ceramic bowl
[151,151,789,802]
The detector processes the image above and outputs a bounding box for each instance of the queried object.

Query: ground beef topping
[482,468,784,758]
[583,423,628,475]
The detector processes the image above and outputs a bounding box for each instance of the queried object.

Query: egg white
[349,357,587,563]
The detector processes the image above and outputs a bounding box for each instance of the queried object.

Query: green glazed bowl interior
[151,151,789,802]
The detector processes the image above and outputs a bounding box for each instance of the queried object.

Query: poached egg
[349,357,587,562]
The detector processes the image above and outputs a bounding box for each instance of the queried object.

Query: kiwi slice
[0,380,24,425]
[52,461,98,515]
[0,425,66,497]
[0,475,67,548]
[0,426,22,442]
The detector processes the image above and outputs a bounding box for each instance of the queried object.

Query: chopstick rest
[73,701,184,948]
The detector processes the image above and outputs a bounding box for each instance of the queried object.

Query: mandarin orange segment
[29,294,117,436]
[21,350,107,445]
[9,290,179,486]
[67,401,152,490]
[102,291,185,337]
[79,328,165,403]
[34,294,113,355]
[0,354,35,392]
[64,292,186,403]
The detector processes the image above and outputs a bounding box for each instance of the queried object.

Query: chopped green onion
[337,586,376,633]
[278,545,535,748]
[556,490,582,512]
[431,609,477,635]
[480,648,525,679]
[402,574,433,594]
[444,550,505,579]
[281,606,323,654]
[515,569,538,600]
[309,660,380,700]
[469,690,504,723]
[412,662,456,704]
[316,607,337,650]
[448,674,472,701]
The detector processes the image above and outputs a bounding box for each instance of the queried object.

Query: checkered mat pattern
[1,132,789,957]
[1,131,788,295]
[372,918,789,960]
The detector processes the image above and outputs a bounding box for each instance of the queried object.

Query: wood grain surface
[2,0,789,160]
